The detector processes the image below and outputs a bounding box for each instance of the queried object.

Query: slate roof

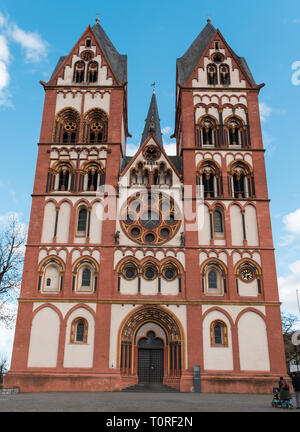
[140,92,164,147]
[92,22,127,84]
[176,22,256,86]
[50,56,67,81]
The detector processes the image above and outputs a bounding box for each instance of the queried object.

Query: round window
[145,233,155,243]
[124,266,137,280]
[163,266,177,281]
[119,192,181,245]
[144,266,157,280]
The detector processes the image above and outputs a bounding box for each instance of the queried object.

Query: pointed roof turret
[140,91,163,147]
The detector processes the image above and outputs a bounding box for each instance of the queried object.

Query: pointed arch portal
[119,306,183,383]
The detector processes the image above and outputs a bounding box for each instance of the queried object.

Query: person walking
[291,372,300,409]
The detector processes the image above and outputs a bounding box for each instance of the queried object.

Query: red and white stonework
[5,19,287,393]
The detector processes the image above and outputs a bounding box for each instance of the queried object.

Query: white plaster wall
[198,204,210,245]
[202,310,234,371]
[120,278,139,295]
[63,307,95,368]
[56,201,71,243]
[161,279,179,296]
[202,305,265,324]
[230,205,244,246]
[41,201,56,243]
[27,307,60,367]
[55,92,82,115]
[238,279,259,297]
[238,311,270,371]
[90,202,103,243]
[84,92,110,115]
[140,279,158,296]
[245,205,259,246]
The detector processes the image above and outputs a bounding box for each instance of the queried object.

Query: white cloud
[0,12,49,107]
[162,126,172,135]
[259,102,272,122]
[0,12,7,28]
[278,261,300,318]
[163,141,176,155]
[9,24,48,63]
[283,208,300,235]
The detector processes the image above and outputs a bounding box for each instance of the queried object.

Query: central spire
[140,91,163,147]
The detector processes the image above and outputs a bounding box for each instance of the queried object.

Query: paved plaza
[0,391,299,412]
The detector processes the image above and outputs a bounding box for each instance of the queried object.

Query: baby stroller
[271,387,281,408]
[271,386,293,409]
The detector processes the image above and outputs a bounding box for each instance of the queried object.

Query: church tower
[5,19,287,393]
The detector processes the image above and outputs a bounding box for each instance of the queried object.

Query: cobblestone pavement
[0,391,299,412]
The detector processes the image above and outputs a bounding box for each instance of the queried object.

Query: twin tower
[5,19,287,393]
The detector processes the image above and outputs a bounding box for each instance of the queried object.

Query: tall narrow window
[208,270,218,289]
[207,64,218,85]
[77,207,88,233]
[74,61,85,83]
[233,173,245,198]
[227,118,243,146]
[82,268,91,287]
[58,168,70,191]
[213,209,223,234]
[87,168,98,191]
[210,321,228,347]
[219,64,230,85]
[214,324,223,345]
[87,61,98,83]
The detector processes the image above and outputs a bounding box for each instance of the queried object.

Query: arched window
[83,109,108,143]
[207,64,218,85]
[53,108,80,144]
[219,64,230,85]
[230,163,254,199]
[87,61,98,83]
[196,162,221,198]
[130,169,138,185]
[74,61,85,83]
[210,320,228,347]
[77,207,88,234]
[72,258,98,293]
[58,166,71,191]
[38,257,65,293]
[195,116,218,147]
[202,261,227,295]
[70,318,88,343]
[226,117,244,147]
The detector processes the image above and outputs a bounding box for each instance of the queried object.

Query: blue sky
[0,0,300,359]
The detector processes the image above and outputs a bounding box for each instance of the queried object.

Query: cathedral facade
[5,19,287,393]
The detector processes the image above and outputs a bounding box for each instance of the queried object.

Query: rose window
[119,192,181,245]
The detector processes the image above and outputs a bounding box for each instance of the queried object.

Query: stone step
[122,383,179,393]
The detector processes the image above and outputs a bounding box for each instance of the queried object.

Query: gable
[177,24,257,88]
[120,137,182,185]
[48,24,126,86]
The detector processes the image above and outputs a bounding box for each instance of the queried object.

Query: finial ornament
[207,17,211,23]
[151,82,156,94]
[96,16,100,24]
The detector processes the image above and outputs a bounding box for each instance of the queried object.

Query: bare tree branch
[0,214,26,328]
